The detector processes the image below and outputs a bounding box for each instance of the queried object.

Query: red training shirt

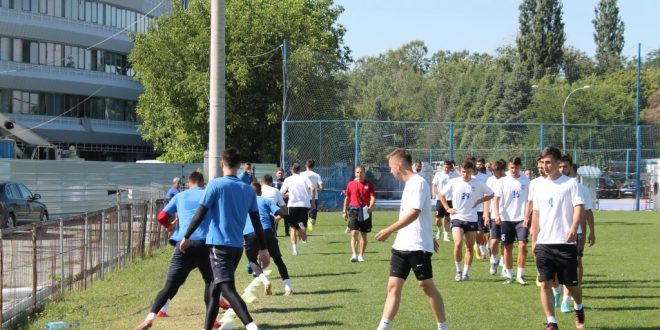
[345,180,376,207]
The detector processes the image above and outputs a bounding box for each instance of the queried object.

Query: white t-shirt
[496,174,530,222]
[576,180,592,235]
[261,184,285,206]
[392,174,434,253]
[440,177,493,222]
[280,174,313,208]
[532,175,585,244]
[528,176,545,202]
[432,171,459,201]
[485,175,502,214]
[301,170,323,200]
[474,172,489,211]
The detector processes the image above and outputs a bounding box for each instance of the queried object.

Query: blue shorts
[451,219,479,232]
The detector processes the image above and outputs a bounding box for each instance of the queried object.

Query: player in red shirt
[342,165,376,262]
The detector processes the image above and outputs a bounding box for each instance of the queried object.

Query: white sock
[499,256,504,266]
[145,312,156,321]
[159,298,171,313]
[574,303,583,310]
[562,294,571,305]
[246,322,258,330]
[283,279,291,288]
[517,267,524,279]
[463,264,471,275]
[454,261,462,272]
[292,244,298,251]
[258,273,270,285]
[505,268,512,278]
[478,244,487,254]
[490,255,497,264]
[552,286,562,295]
[547,316,558,324]
[377,318,392,330]
[437,321,448,330]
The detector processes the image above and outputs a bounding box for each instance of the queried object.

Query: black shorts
[389,249,433,281]
[347,207,372,233]
[477,212,488,233]
[308,200,318,220]
[534,244,579,286]
[209,245,243,284]
[169,240,213,284]
[287,207,309,229]
[436,200,452,218]
[451,219,479,232]
[501,221,529,245]
[244,233,260,263]
[489,220,502,240]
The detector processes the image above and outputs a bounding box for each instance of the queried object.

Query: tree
[129,0,350,163]
[593,0,625,73]
[644,47,660,70]
[516,0,565,79]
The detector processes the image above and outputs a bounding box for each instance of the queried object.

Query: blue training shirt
[244,196,281,235]
[163,187,210,243]
[238,171,253,185]
[165,186,179,200]
[200,176,258,247]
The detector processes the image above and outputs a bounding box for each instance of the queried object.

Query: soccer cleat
[575,308,585,329]
[212,320,222,329]
[489,262,498,275]
[516,277,528,286]
[284,287,293,295]
[461,274,470,281]
[455,271,463,282]
[156,311,168,318]
[357,255,365,262]
[544,322,559,330]
[246,262,253,274]
[554,292,561,308]
[133,319,153,330]
[350,255,358,262]
[474,246,482,259]
[561,301,571,313]
[219,299,231,310]
[503,277,513,285]
[264,282,273,295]
[480,253,487,261]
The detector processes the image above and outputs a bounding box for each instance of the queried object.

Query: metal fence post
[539,123,545,152]
[128,204,133,262]
[100,210,105,280]
[32,225,37,312]
[354,120,360,166]
[0,229,4,325]
[59,218,64,296]
[449,122,454,161]
[83,212,88,290]
[117,204,121,268]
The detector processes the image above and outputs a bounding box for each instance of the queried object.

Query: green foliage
[593,0,625,73]
[130,0,350,162]
[517,0,565,79]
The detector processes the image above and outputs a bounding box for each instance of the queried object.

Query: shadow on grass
[295,288,360,295]
[255,305,340,313]
[597,221,651,226]
[582,279,660,289]
[584,294,660,300]
[315,251,377,256]
[260,320,343,329]
[588,306,660,311]
[592,327,660,330]
[295,271,358,278]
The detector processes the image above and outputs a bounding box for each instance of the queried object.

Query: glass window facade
[0,35,131,76]
[0,0,154,34]
[1,88,137,122]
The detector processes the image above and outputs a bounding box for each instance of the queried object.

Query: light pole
[561,85,590,151]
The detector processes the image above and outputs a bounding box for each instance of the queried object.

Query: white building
[0,0,173,161]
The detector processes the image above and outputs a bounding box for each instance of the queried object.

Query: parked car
[597,177,620,199]
[620,179,649,198]
[0,181,48,228]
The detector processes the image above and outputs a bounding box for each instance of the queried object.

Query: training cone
[219,310,241,330]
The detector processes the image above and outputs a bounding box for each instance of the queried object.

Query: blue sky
[334,0,659,60]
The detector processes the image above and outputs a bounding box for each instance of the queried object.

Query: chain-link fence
[0,199,169,327]
[283,120,660,210]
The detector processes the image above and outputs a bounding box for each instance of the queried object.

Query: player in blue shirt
[181,148,270,330]
[164,177,181,200]
[134,172,215,330]
[238,162,254,185]
[243,182,292,295]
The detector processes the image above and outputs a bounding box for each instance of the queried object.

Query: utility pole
[208,0,226,179]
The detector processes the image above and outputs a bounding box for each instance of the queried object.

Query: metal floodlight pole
[208,0,226,179]
[561,85,591,151]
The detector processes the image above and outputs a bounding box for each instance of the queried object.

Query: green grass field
[24,211,660,330]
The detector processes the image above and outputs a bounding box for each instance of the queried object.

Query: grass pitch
[24,211,660,329]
